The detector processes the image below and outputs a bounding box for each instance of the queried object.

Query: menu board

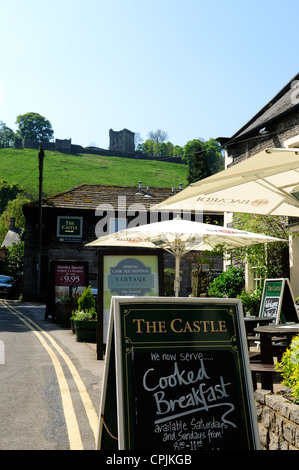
[54,263,87,302]
[259,278,298,324]
[45,261,89,320]
[97,297,260,451]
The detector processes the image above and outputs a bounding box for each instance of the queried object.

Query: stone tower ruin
[109,128,135,153]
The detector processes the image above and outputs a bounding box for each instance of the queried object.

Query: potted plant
[72,285,97,342]
[72,309,97,342]
[56,293,78,327]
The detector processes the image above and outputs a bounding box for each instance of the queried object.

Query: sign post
[97,296,260,451]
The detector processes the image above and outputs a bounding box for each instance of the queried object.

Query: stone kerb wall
[255,389,299,450]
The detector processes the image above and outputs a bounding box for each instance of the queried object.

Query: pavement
[7,300,105,414]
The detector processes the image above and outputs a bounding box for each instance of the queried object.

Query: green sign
[259,278,298,324]
[57,216,83,238]
[97,297,260,451]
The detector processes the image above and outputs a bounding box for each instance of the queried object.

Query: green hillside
[0,148,188,198]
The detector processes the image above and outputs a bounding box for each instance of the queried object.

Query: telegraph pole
[37,145,44,300]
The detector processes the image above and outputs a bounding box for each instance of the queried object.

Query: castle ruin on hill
[109,128,135,153]
[14,128,184,163]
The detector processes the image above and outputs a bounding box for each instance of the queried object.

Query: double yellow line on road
[1,300,99,450]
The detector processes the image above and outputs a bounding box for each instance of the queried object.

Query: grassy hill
[0,148,188,198]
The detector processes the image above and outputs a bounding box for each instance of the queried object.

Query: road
[0,299,104,450]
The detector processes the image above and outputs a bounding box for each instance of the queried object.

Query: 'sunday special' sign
[97,297,260,451]
[54,263,87,302]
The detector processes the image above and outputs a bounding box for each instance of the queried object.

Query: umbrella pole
[174,253,181,297]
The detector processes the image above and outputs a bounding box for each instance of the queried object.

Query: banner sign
[97,297,260,451]
[259,278,298,324]
[107,258,155,295]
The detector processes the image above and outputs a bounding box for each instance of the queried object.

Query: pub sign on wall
[57,216,83,242]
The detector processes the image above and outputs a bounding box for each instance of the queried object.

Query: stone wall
[14,138,185,164]
[226,108,299,164]
[255,389,299,450]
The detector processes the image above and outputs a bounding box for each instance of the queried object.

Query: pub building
[22,182,224,304]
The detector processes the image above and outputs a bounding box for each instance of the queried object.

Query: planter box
[73,319,97,342]
[56,302,77,328]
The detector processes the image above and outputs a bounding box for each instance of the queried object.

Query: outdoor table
[244,317,273,335]
[252,323,299,390]
[244,317,273,358]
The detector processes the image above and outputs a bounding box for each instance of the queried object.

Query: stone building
[109,128,135,153]
[218,73,299,165]
[217,72,299,296]
[22,183,221,302]
[1,217,22,248]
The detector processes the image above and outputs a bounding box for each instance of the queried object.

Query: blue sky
[0,0,298,149]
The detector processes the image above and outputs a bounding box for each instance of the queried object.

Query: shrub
[275,334,299,403]
[163,268,182,296]
[208,266,244,298]
[71,309,97,321]
[78,285,95,312]
[237,288,262,316]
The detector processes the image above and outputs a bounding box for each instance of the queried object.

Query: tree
[0,180,24,215]
[203,138,224,174]
[186,140,211,184]
[16,112,54,142]
[138,139,155,156]
[5,237,24,279]
[0,193,29,250]
[173,145,183,158]
[183,138,224,175]
[148,129,168,143]
[0,121,15,148]
[134,132,143,149]
[232,213,290,280]
[208,266,244,298]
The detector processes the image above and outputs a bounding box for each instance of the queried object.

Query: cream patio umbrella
[152,148,299,216]
[86,216,287,296]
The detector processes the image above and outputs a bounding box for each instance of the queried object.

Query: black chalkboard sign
[259,279,298,324]
[97,297,260,450]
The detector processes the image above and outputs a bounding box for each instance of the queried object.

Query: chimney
[135,181,143,195]
[9,217,16,230]
[144,186,152,197]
